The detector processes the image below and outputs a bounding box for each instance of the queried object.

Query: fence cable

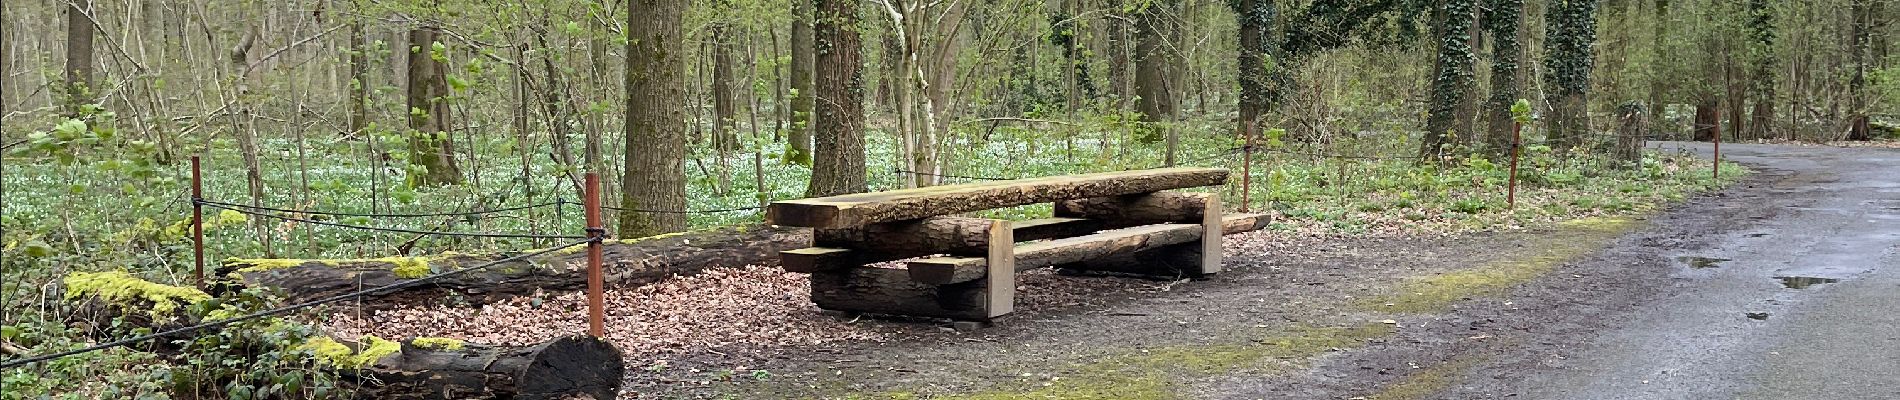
[198,201,588,239]
[196,199,564,218]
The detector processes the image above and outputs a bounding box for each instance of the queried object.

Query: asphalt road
[1501,142,1900,399]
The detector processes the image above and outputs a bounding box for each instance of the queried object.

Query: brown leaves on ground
[325,266,892,358]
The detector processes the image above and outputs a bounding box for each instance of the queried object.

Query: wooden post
[1507,121,1521,209]
[190,156,205,289]
[982,219,1015,318]
[1196,193,1222,276]
[583,172,605,337]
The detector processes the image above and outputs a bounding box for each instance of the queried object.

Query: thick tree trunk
[221,225,809,306]
[1134,2,1176,124]
[405,26,464,186]
[1423,0,1478,161]
[788,0,816,164]
[63,0,95,110]
[1745,0,1776,141]
[809,0,867,197]
[1614,103,1645,164]
[770,167,1228,229]
[347,336,623,400]
[1846,0,1872,141]
[1543,0,1599,151]
[1233,0,1273,144]
[711,26,740,155]
[620,0,690,237]
[1647,0,1670,138]
[1483,0,1524,157]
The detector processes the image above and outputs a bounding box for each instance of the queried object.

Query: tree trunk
[1233,0,1274,144]
[64,0,95,110]
[620,0,690,238]
[1543,0,1599,151]
[1484,0,1525,157]
[808,0,867,197]
[1134,2,1176,123]
[1846,0,1871,141]
[711,26,740,156]
[788,0,816,164]
[405,25,464,186]
[1614,103,1645,165]
[1745,0,1776,140]
[1647,0,1670,138]
[1423,0,1478,161]
[348,7,369,136]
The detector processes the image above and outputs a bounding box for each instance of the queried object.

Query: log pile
[767,168,1267,322]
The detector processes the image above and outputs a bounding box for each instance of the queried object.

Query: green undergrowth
[871,324,1395,400]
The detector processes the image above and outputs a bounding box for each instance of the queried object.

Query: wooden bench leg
[1051,193,1224,279]
[1195,193,1224,276]
[983,219,1015,319]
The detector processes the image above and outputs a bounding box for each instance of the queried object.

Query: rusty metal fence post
[583,173,606,337]
[191,155,206,289]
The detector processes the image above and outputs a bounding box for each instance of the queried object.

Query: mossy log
[56,274,626,399]
[340,336,624,400]
[219,224,810,305]
[768,167,1229,228]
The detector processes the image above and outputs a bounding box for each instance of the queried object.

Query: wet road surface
[1507,142,1900,399]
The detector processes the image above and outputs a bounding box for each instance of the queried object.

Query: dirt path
[626,142,1899,399]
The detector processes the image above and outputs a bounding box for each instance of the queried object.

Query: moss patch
[62,271,211,317]
[409,337,465,351]
[228,258,319,273]
[382,257,432,278]
[300,335,401,369]
[1363,355,1483,400]
[918,324,1395,400]
[1365,217,1638,313]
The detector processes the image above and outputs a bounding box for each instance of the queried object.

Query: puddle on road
[1775,276,1840,289]
[1678,256,1730,269]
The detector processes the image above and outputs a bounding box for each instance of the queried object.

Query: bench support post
[983,220,1015,318]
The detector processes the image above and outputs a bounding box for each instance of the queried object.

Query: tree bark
[221,224,809,306]
[1483,0,1524,157]
[1846,0,1872,141]
[788,0,816,164]
[1134,2,1176,124]
[769,167,1229,229]
[347,336,623,400]
[1423,0,1478,161]
[1543,0,1599,151]
[808,0,867,197]
[1745,0,1776,140]
[1693,100,1719,142]
[405,25,464,186]
[348,4,369,137]
[619,0,690,238]
[63,0,95,110]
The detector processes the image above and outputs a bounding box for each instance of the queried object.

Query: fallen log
[315,335,623,400]
[56,272,626,399]
[1054,191,1210,225]
[768,167,1229,228]
[219,224,810,305]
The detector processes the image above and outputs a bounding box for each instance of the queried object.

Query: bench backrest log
[767,167,1229,229]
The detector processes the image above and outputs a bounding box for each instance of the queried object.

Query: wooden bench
[766,167,1268,321]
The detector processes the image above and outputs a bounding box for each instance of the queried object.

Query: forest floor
[539,141,1894,399]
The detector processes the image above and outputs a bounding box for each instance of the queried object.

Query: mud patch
[1679,256,1730,269]
[1364,217,1640,313]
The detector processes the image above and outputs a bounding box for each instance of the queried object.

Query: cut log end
[361,335,625,400]
[513,336,625,400]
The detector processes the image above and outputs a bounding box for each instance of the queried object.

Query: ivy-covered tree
[1744,0,1776,140]
[1544,0,1599,151]
[807,0,866,197]
[1482,0,1524,156]
[1421,0,1477,160]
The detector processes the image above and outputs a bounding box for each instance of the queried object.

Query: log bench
[766,167,1269,322]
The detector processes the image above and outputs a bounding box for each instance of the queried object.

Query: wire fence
[198,201,589,240]
[197,198,565,218]
[0,238,592,370]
